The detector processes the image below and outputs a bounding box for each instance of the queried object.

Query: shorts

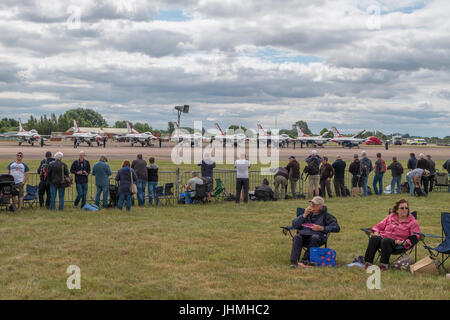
[203,177,214,192]
[351,175,363,188]
[308,175,320,190]
[14,183,24,198]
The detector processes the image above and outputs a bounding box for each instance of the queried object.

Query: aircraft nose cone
[35,135,40,139]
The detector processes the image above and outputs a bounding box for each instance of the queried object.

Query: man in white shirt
[235,154,250,203]
[8,152,30,211]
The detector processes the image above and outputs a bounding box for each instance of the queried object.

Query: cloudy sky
[0,0,449,137]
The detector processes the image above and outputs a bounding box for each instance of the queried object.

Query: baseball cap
[45,151,52,158]
[309,196,325,206]
[289,155,296,160]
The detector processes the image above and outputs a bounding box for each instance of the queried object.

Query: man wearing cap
[289,197,340,268]
[8,152,30,211]
[92,155,112,208]
[406,168,429,197]
[285,156,300,198]
[37,151,55,208]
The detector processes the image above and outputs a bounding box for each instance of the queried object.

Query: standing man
[443,159,450,192]
[147,157,159,205]
[360,151,373,196]
[8,152,30,211]
[332,155,346,197]
[37,151,54,208]
[285,156,300,198]
[305,150,322,199]
[385,140,389,150]
[417,153,430,195]
[47,152,69,211]
[103,137,107,148]
[426,155,436,193]
[92,155,112,208]
[235,154,250,204]
[40,136,44,148]
[131,154,148,207]
[274,167,289,200]
[198,153,216,201]
[407,153,418,171]
[372,152,386,195]
[349,154,362,196]
[387,157,403,194]
[319,156,334,198]
[70,151,91,209]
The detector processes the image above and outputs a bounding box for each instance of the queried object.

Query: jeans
[372,173,384,195]
[290,234,324,263]
[185,191,193,204]
[74,183,88,208]
[407,175,415,196]
[390,176,402,194]
[236,178,249,203]
[289,178,298,197]
[147,181,159,205]
[38,181,50,207]
[95,184,109,208]
[136,179,147,206]
[364,236,398,265]
[50,185,65,211]
[118,193,132,211]
[362,176,369,196]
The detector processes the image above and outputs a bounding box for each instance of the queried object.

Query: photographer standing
[71,151,91,209]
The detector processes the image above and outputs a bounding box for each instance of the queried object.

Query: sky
[0,0,449,137]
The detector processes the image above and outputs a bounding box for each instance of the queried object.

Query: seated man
[185,171,204,204]
[289,196,340,268]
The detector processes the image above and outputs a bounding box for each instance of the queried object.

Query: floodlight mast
[174,105,189,199]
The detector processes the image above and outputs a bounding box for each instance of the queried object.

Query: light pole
[174,105,189,198]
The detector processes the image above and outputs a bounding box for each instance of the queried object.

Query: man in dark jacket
[332,155,346,197]
[407,153,418,170]
[147,157,159,205]
[285,156,300,198]
[349,154,362,196]
[289,197,340,268]
[37,151,55,208]
[70,151,91,208]
[360,151,373,196]
[426,155,435,193]
[305,150,323,199]
[372,152,386,195]
[319,156,334,198]
[47,152,70,211]
[274,167,289,200]
[417,153,430,194]
[131,154,148,206]
[387,157,403,194]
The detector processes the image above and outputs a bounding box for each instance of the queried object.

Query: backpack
[255,188,274,201]
[305,158,320,175]
[40,163,49,181]
[360,161,369,177]
[379,159,386,173]
[401,182,410,193]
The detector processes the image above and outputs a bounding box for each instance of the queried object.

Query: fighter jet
[114,121,157,147]
[170,122,211,146]
[61,120,106,147]
[214,123,249,146]
[331,127,367,148]
[7,118,43,146]
[257,123,295,144]
[295,125,331,147]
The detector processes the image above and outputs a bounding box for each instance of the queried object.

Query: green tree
[114,121,127,128]
[133,122,152,133]
[293,121,312,136]
[319,128,329,136]
[64,108,107,128]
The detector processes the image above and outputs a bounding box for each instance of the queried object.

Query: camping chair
[414,212,450,273]
[23,185,38,208]
[280,208,332,262]
[212,178,226,200]
[191,183,208,204]
[360,210,419,263]
[154,186,164,206]
[433,171,448,192]
[158,183,175,205]
[0,174,15,211]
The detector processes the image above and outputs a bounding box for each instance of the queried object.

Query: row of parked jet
[3,119,375,148]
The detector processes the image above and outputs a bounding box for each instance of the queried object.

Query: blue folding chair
[23,185,38,208]
[415,212,450,273]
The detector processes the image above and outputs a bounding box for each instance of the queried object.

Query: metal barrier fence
[21,169,448,205]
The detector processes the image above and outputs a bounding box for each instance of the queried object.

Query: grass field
[1,189,449,299]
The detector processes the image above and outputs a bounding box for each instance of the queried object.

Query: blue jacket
[332,159,346,179]
[92,161,112,186]
[115,167,138,195]
[292,206,340,239]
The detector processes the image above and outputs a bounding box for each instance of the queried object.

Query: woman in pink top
[364,199,421,270]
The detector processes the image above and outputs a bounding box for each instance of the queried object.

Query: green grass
[0,193,449,299]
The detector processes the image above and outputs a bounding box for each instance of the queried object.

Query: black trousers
[290,234,323,263]
[364,236,397,265]
[333,178,346,197]
[320,178,333,198]
[236,178,249,203]
[38,181,51,207]
[421,176,429,194]
[429,175,435,192]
